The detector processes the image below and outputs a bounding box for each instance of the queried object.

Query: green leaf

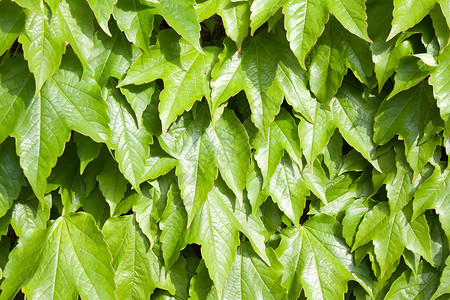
[85,0,117,36]
[0,1,25,55]
[2,213,116,299]
[87,23,139,87]
[210,33,284,134]
[19,9,65,94]
[188,180,239,298]
[10,194,51,237]
[160,184,188,269]
[197,0,251,49]
[105,80,151,191]
[385,261,440,299]
[268,154,308,228]
[160,106,217,226]
[374,83,444,151]
[151,0,202,53]
[73,133,101,174]
[223,242,286,299]
[430,46,450,134]
[276,214,354,300]
[388,0,437,40]
[430,3,450,51]
[12,0,43,16]
[113,0,154,53]
[332,79,381,171]
[0,57,34,144]
[189,260,217,300]
[103,214,159,299]
[299,102,335,166]
[0,139,25,218]
[120,30,220,133]
[413,166,450,238]
[250,0,283,35]
[282,0,329,69]
[329,0,371,42]
[120,83,155,129]
[56,0,95,70]
[432,256,450,299]
[388,56,435,99]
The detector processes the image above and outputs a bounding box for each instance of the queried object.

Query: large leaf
[0,1,25,55]
[19,9,65,94]
[103,214,160,299]
[276,214,354,300]
[1,213,116,299]
[119,30,220,133]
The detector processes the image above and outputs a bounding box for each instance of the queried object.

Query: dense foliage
[0,0,449,299]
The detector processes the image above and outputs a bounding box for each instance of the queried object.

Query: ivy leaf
[329,0,371,42]
[56,0,95,71]
[0,1,25,55]
[1,213,116,299]
[432,256,450,299]
[430,46,450,135]
[250,0,283,35]
[388,0,437,40]
[85,0,117,36]
[210,33,284,134]
[189,260,217,300]
[19,9,65,94]
[10,193,51,237]
[331,79,381,171]
[197,0,251,49]
[374,83,444,151]
[160,106,217,226]
[0,139,25,219]
[223,242,286,299]
[385,261,440,299]
[113,0,154,53]
[87,23,139,87]
[268,153,308,228]
[0,57,34,144]
[120,83,155,129]
[119,30,220,133]
[104,80,151,192]
[103,214,160,299]
[12,0,44,16]
[276,214,354,300]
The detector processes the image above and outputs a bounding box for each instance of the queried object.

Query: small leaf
[85,0,117,35]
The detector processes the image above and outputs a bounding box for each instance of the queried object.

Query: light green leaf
[276,214,354,300]
[120,83,155,129]
[10,194,51,237]
[432,256,450,299]
[412,166,450,238]
[103,214,159,299]
[85,0,117,36]
[208,109,250,203]
[141,156,177,182]
[374,83,444,150]
[367,0,413,91]
[197,0,251,49]
[388,56,435,99]
[19,9,65,94]
[188,179,240,298]
[0,229,46,299]
[352,202,390,251]
[250,0,283,35]
[223,243,286,300]
[2,213,116,300]
[332,79,381,171]
[0,1,25,55]
[12,0,43,15]
[0,57,34,144]
[299,102,335,166]
[105,80,151,191]
[160,184,188,269]
[56,0,95,70]
[152,0,202,53]
[120,30,220,133]
[302,159,328,204]
[189,260,217,300]
[160,106,217,226]
[406,134,440,180]
[385,261,440,299]
[283,0,329,69]
[430,46,450,134]
[268,154,308,228]
[430,3,450,51]
[87,23,139,87]
[0,139,25,218]
[113,0,154,53]
[73,133,101,174]
[329,0,371,42]
[210,33,284,134]
[388,0,437,40]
